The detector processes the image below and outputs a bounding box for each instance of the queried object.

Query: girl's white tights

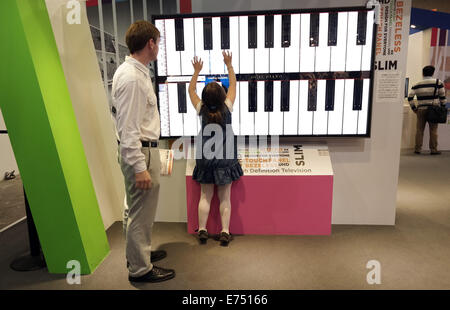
[198,183,232,234]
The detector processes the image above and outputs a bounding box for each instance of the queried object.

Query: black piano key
[175,18,184,51]
[356,11,367,45]
[248,16,257,49]
[264,81,273,112]
[203,18,213,50]
[309,13,319,47]
[177,83,187,113]
[221,17,230,50]
[248,81,257,112]
[308,80,317,111]
[281,80,290,111]
[265,15,274,48]
[328,12,338,46]
[325,80,335,111]
[353,79,363,110]
[281,15,291,48]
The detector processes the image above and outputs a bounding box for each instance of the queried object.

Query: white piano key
[300,14,315,72]
[166,19,181,76]
[155,20,167,76]
[269,81,283,135]
[211,17,225,75]
[255,15,269,74]
[168,83,184,136]
[239,16,254,74]
[327,79,345,135]
[342,79,358,134]
[239,82,254,135]
[180,18,195,76]
[283,80,299,135]
[255,81,269,135]
[313,80,328,134]
[184,83,198,136]
[231,82,240,134]
[298,80,313,134]
[284,14,300,73]
[361,11,374,71]
[270,14,284,73]
[194,18,210,74]
[357,79,370,134]
[229,16,240,74]
[158,84,170,136]
[315,13,331,72]
[196,82,205,131]
[345,12,362,72]
[330,12,348,72]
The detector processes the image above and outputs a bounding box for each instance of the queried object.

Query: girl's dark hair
[200,82,227,125]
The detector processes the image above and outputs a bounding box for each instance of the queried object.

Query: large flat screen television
[153,6,376,138]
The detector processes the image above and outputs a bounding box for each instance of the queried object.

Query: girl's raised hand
[192,56,203,73]
[222,51,232,67]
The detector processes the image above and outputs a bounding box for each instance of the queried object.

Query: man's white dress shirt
[112,56,160,173]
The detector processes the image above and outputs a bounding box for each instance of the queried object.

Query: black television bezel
[152,6,377,139]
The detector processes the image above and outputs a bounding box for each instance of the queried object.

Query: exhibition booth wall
[154,0,412,225]
[0,0,411,243]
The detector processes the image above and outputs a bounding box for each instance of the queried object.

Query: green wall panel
[0,0,109,274]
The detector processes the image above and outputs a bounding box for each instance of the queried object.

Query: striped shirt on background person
[408,77,446,111]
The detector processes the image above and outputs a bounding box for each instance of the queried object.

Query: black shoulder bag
[426,79,448,123]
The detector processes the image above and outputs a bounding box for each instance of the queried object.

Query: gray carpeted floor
[0,152,449,289]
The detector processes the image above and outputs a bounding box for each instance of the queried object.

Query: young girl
[188,51,243,246]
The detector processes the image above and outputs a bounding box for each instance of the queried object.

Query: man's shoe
[128,266,175,283]
[126,250,167,268]
[431,151,441,155]
[414,151,420,154]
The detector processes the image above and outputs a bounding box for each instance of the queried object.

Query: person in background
[408,65,446,155]
[112,20,175,283]
[188,51,243,246]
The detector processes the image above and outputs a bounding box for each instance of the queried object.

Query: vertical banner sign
[374,0,411,103]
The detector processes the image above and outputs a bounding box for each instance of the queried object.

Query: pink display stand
[185,144,334,235]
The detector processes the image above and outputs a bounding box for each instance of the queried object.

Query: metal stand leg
[10,187,46,272]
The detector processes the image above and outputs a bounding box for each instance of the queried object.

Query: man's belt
[117,140,159,148]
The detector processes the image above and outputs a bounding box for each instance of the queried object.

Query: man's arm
[117,80,151,189]
[407,87,417,112]
[438,80,446,106]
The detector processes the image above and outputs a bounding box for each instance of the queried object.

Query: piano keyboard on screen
[154,8,376,137]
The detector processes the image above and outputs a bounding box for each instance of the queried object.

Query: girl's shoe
[198,230,209,244]
[219,232,232,247]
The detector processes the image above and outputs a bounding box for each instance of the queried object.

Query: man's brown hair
[125,20,160,54]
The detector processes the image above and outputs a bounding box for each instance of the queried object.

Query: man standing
[112,21,175,282]
[408,65,446,155]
